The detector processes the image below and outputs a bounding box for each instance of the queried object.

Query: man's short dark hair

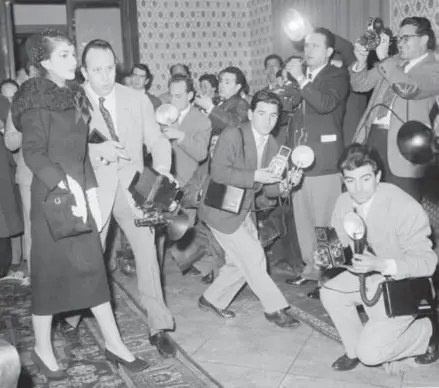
[401,16,436,51]
[81,39,117,68]
[131,63,153,90]
[199,73,218,91]
[313,27,336,50]
[168,74,195,95]
[170,63,191,77]
[218,66,249,96]
[264,54,283,69]
[250,90,282,113]
[337,143,383,176]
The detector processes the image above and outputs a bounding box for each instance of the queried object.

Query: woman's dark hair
[250,90,282,113]
[131,63,153,90]
[199,73,218,91]
[218,66,249,96]
[31,29,74,76]
[0,78,19,90]
[81,39,117,69]
[401,16,436,51]
[337,143,383,176]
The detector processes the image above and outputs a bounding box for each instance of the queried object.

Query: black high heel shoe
[104,349,150,372]
[31,350,68,381]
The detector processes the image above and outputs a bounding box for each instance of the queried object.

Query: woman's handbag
[42,181,92,241]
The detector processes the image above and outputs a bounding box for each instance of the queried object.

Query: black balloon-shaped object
[397,120,437,164]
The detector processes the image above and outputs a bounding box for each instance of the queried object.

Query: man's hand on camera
[353,41,368,67]
[346,251,388,274]
[93,141,130,164]
[254,168,281,184]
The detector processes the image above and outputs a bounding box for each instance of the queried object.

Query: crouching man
[318,144,438,371]
[197,90,303,328]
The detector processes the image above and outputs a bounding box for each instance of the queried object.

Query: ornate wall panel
[136,0,273,94]
[390,0,439,38]
[248,0,273,91]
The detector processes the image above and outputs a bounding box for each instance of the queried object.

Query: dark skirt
[30,191,110,316]
[367,125,422,202]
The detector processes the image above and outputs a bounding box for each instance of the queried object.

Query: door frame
[66,0,139,72]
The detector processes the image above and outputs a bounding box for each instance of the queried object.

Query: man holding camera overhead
[351,16,439,202]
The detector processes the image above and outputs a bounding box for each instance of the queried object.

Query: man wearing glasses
[350,16,439,202]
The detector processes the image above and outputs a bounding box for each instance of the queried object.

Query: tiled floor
[162,259,439,388]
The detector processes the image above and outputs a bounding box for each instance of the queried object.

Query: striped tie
[99,97,119,141]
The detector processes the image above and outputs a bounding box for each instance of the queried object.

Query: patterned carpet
[0,277,222,388]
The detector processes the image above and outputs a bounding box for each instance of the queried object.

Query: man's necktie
[307,72,312,81]
[256,136,266,168]
[99,97,119,141]
[375,61,409,120]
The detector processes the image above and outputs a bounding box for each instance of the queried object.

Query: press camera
[359,17,396,51]
[129,167,189,241]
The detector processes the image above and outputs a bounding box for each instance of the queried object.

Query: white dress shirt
[251,126,269,168]
[178,104,191,125]
[353,192,397,276]
[85,83,118,135]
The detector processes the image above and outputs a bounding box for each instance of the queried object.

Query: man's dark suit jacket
[208,93,249,137]
[289,64,350,177]
[198,122,282,234]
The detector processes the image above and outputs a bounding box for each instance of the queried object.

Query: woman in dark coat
[0,97,23,276]
[11,29,147,380]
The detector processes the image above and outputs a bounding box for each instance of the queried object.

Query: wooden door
[0,0,16,80]
[66,0,139,72]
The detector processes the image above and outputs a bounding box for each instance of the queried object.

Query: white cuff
[352,61,366,72]
[382,259,397,276]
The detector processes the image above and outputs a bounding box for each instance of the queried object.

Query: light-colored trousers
[203,215,289,313]
[101,184,174,334]
[293,174,341,280]
[320,271,432,365]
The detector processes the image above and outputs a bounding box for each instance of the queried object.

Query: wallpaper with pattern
[136,0,273,94]
[390,0,439,38]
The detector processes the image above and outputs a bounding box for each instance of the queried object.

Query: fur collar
[11,77,92,130]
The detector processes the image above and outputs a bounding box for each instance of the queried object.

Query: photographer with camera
[197,90,303,327]
[351,16,439,202]
[317,144,438,371]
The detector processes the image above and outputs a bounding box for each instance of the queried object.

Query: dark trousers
[0,237,12,277]
[367,125,422,202]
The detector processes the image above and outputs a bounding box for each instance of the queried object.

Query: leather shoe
[264,307,300,328]
[307,287,320,300]
[198,295,236,318]
[331,354,360,371]
[150,331,177,358]
[201,271,214,284]
[285,276,316,286]
[415,320,439,365]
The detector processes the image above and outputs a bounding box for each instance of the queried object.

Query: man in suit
[351,16,439,202]
[284,28,350,286]
[80,39,176,358]
[317,144,438,371]
[194,66,249,141]
[197,90,302,327]
[164,74,211,188]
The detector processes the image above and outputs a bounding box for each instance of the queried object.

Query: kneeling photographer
[316,144,438,371]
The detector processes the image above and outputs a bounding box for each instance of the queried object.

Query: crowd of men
[0,14,438,372]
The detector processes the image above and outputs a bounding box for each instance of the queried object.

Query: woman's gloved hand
[59,175,88,224]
